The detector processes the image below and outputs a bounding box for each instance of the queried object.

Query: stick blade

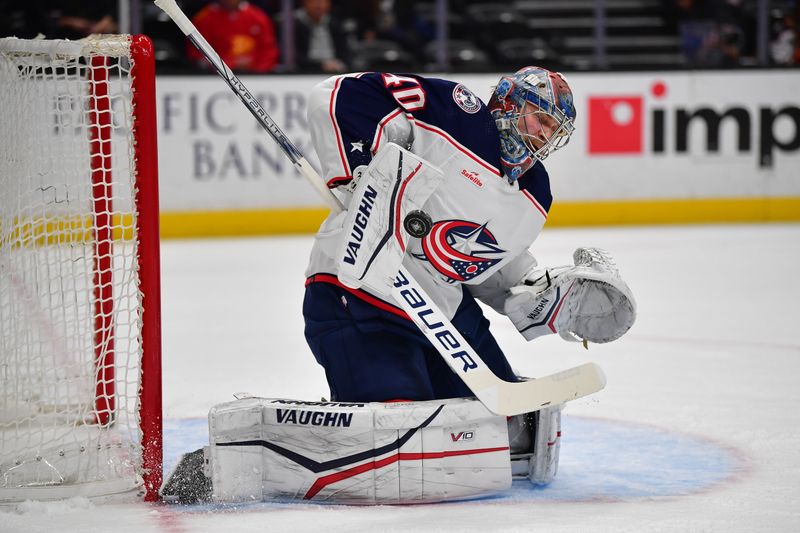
[480,362,606,416]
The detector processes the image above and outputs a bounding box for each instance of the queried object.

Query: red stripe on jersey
[371,108,404,155]
[305,274,410,321]
[408,116,502,177]
[329,76,351,182]
[521,189,548,218]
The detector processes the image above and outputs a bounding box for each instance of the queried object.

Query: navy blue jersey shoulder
[517,161,553,213]
[405,76,503,172]
[333,75,399,172]
[333,73,503,173]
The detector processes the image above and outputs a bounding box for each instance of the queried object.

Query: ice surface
[2,224,799,532]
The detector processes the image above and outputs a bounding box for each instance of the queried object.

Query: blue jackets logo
[414,220,505,282]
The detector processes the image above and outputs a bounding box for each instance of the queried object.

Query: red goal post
[0,35,162,502]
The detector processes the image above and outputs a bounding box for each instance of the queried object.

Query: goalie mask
[489,66,576,181]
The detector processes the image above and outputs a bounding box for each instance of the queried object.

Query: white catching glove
[504,248,636,344]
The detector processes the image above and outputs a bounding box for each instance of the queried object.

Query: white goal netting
[0,35,160,502]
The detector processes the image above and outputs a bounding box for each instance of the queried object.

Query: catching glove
[504,248,636,344]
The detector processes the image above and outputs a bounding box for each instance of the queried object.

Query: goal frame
[127,33,163,504]
[0,34,163,502]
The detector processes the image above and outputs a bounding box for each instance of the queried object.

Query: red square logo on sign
[588,96,643,154]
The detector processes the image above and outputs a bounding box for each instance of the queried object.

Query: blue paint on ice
[162,415,744,503]
[502,416,743,502]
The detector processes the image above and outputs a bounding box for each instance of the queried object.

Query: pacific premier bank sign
[154,72,800,212]
[156,75,323,212]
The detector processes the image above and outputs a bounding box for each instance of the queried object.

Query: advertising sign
[153,71,799,231]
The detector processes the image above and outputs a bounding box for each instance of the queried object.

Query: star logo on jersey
[413,220,505,282]
[350,141,364,153]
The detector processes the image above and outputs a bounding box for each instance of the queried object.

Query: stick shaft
[154,0,343,213]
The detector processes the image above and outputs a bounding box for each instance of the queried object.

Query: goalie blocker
[336,142,444,298]
[161,397,562,504]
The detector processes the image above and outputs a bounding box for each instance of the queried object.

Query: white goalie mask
[489,66,577,181]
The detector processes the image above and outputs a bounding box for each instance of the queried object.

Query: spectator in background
[188,0,279,73]
[376,0,435,52]
[796,2,800,64]
[339,0,434,50]
[339,0,381,43]
[670,0,747,67]
[1,1,45,39]
[770,8,797,65]
[43,1,118,40]
[292,0,350,73]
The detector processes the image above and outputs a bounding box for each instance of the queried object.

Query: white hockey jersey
[305,73,552,320]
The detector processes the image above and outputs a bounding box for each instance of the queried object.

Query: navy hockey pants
[303,276,517,402]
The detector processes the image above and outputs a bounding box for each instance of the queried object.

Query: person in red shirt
[188,0,279,73]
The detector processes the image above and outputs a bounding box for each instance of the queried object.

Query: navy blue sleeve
[333,75,400,173]
[517,161,553,213]
[332,73,503,175]
[408,77,503,173]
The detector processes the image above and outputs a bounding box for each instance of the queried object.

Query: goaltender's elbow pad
[504,248,636,344]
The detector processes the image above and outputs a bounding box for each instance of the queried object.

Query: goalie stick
[154,0,606,416]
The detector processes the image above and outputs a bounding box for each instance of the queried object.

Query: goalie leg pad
[509,405,562,485]
[529,405,562,484]
[207,397,512,504]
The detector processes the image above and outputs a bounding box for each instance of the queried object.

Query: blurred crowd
[666,0,799,66]
[1,0,798,73]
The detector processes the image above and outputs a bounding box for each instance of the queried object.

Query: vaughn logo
[526,297,550,321]
[276,409,353,427]
[343,185,378,265]
[270,399,365,407]
[588,80,800,168]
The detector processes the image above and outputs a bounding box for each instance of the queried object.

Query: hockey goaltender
[160,67,635,505]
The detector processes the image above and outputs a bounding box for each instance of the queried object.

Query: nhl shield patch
[452,84,481,114]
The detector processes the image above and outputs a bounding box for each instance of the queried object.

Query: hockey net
[0,35,162,502]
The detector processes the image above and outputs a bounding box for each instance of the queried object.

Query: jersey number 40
[381,73,427,112]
